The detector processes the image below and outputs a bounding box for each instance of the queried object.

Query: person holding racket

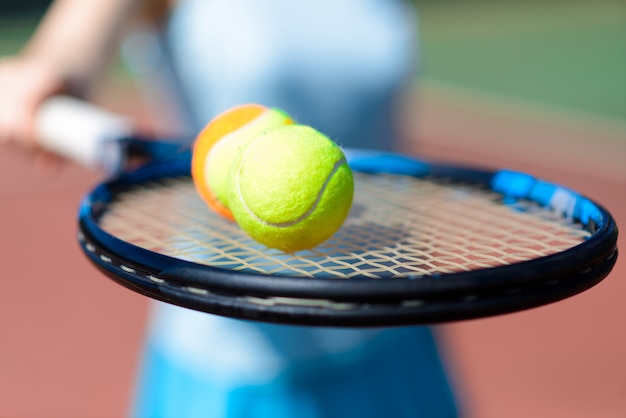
[0,1,460,417]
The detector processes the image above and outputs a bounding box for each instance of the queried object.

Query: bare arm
[23,0,150,93]
[0,0,158,149]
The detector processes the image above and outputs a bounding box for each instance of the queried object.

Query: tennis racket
[36,96,619,327]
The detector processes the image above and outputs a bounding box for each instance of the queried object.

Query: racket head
[77,148,618,326]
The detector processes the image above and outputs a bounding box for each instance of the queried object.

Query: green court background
[1,0,625,122]
[418,0,626,122]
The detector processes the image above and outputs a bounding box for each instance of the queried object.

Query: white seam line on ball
[236,142,347,228]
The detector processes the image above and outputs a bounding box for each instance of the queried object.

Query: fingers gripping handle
[36,96,133,172]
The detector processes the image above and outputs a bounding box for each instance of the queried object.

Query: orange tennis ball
[192,104,293,220]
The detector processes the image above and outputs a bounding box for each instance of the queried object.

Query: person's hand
[0,56,73,150]
[0,55,78,171]
[0,0,156,167]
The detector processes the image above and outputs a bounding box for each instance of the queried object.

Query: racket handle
[36,96,133,172]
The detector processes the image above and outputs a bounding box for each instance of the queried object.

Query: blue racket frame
[76,150,618,326]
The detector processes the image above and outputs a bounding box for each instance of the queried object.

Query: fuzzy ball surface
[192,104,292,219]
[228,124,354,252]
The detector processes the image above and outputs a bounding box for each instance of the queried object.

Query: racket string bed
[99,173,591,279]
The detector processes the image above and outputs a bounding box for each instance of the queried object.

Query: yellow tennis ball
[228,124,354,252]
[192,104,292,219]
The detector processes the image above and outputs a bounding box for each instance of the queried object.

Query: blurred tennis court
[0,0,624,417]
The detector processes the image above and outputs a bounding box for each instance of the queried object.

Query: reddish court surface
[0,82,623,417]
[405,85,626,418]
[0,87,151,418]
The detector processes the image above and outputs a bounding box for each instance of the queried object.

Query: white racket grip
[36,96,134,172]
